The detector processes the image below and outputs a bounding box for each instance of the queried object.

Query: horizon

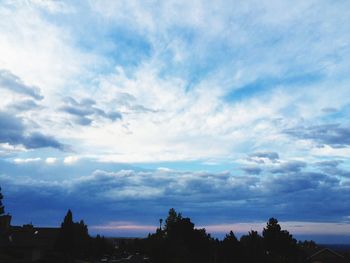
[1,0,350,245]
[5,205,350,244]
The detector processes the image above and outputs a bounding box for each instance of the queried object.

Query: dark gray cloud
[1,163,349,228]
[61,97,122,125]
[264,173,323,194]
[315,160,350,178]
[0,69,43,100]
[242,166,262,175]
[271,160,307,174]
[0,111,64,150]
[23,132,64,150]
[315,160,343,168]
[248,151,279,163]
[285,124,350,148]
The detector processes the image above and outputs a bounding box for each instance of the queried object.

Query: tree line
[123,208,317,263]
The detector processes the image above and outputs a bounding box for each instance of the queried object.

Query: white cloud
[13,157,41,164]
[45,157,57,164]
[311,145,350,158]
[0,143,27,156]
[63,156,79,164]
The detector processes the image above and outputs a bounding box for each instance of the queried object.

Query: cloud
[1,0,350,164]
[264,172,329,194]
[244,152,308,175]
[23,132,64,150]
[13,157,41,164]
[242,166,262,175]
[315,160,343,168]
[91,221,156,232]
[315,160,350,178]
[0,143,26,156]
[270,160,307,174]
[7,99,41,112]
[285,124,350,148]
[0,69,43,100]
[0,111,64,150]
[247,152,280,164]
[60,97,122,126]
[45,157,57,164]
[1,165,349,228]
[63,155,79,164]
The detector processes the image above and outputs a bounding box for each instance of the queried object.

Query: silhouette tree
[262,218,298,263]
[164,208,182,234]
[146,208,215,263]
[118,210,316,263]
[0,187,4,215]
[219,231,242,262]
[240,230,265,263]
[56,210,90,262]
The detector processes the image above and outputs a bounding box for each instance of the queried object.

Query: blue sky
[1,0,350,243]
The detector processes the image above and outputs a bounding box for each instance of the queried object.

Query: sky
[0,0,350,243]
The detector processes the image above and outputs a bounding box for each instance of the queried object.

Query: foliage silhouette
[120,209,311,263]
[262,218,299,263]
[144,208,215,263]
[219,230,242,262]
[55,209,113,262]
[0,187,4,215]
[240,230,265,262]
[55,209,90,262]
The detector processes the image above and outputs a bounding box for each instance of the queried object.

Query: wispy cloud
[60,96,122,126]
[0,69,43,100]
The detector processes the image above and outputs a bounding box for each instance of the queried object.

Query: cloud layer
[1,158,349,231]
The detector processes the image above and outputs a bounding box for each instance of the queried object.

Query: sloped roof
[308,247,344,259]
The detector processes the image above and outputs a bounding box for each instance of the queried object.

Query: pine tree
[56,209,91,261]
[263,218,298,263]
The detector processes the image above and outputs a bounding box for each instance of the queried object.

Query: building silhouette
[0,214,59,262]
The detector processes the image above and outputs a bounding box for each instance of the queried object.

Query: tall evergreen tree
[146,208,215,263]
[240,230,265,263]
[263,218,298,263]
[220,231,242,262]
[56,209,90,262]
